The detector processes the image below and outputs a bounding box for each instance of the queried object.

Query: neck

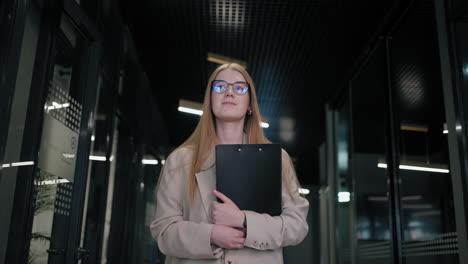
[215,119,245,144]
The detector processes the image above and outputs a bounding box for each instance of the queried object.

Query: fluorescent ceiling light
[443,129,448,134]
[378,163,388,168]
[399,164,449,173]
[377,162,449,173]
[400,124,428,132]
[142,159,158,165]
[260,122,269,128]
[178,106,203,116]
[338,192,350,203]
[298,188,310,195]
[207,52,247,69]
[90,155,106,161]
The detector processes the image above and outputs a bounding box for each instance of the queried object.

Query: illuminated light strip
[89,155,106,161]
[443,129,448,134]
[47,102,71,111]
[11,161,34,167]
[378,163,388,168]
[338,192,350,203]
[62,153,75,158]
[142,159,158,165]
[2,161,35,168]
[178,106,203,116]
[260,122,269,128]
[298,188,310,195]
[37,179,70,185]
[377,163,449,173]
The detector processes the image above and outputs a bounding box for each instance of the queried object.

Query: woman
[150,63,309,263]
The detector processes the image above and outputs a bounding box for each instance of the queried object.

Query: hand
[210,224,246,249]
[212,190,245,228]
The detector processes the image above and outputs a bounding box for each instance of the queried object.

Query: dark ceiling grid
[249,1,267,86]
[294,3,331,113]
[227,0,241,58]
[269,2,310,118]
[269,3,303,116]
[187,0,209,100]
[263,1,291,120]
[257,0,299,124]
[196,0,209,86]
[178,0,200,98]
[286,2,326,151]
[253,3,275,124]
[194,0,210,92]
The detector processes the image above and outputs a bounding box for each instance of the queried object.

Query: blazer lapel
[195,166,216,220]
[195,133,248,219]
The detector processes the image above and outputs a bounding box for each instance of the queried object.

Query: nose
[224,84,235,96]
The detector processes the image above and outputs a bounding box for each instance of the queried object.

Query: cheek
[241,95,250,110]
[211,92,222,110]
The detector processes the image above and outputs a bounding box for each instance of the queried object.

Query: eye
[233,83,248,94]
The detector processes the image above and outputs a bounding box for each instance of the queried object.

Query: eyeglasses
[212,80,249,95]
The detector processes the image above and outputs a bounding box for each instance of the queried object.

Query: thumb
[213,190,232,204]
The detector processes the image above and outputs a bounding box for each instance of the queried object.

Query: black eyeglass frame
[211,80,250,95]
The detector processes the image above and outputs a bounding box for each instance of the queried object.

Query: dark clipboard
[215,143,282,216]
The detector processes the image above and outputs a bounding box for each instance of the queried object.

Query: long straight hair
[178,63,299,202]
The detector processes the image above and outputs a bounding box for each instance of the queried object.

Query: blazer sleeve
[149,152,223,259]
[243,149,309,250]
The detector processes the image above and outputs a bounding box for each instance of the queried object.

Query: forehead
[215,68,246,83]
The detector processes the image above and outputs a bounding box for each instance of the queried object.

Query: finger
[213,190,232,204]
[230,242,244,249]
[235,237,245,245]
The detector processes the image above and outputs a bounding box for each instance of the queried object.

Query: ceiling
[119,0,396,185]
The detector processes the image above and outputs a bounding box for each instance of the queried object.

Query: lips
[222,102,237,105]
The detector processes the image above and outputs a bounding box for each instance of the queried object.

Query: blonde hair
[169,63,300,202]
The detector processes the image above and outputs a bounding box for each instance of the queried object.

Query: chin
[216,114,245,122]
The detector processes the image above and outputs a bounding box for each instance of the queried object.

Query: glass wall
[28,13,87,263]
[350,43,393,264]
[390,2,458,262]
[327,1,466,264]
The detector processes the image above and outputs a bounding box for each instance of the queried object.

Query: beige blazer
[150,139,309,264]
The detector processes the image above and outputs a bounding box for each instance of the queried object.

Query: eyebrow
[214,80,248,83]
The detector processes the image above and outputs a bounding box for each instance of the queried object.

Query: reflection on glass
[391,2,459,262]
[350,43,392,264]
[28,15,82,262]
[335,99,352,264]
